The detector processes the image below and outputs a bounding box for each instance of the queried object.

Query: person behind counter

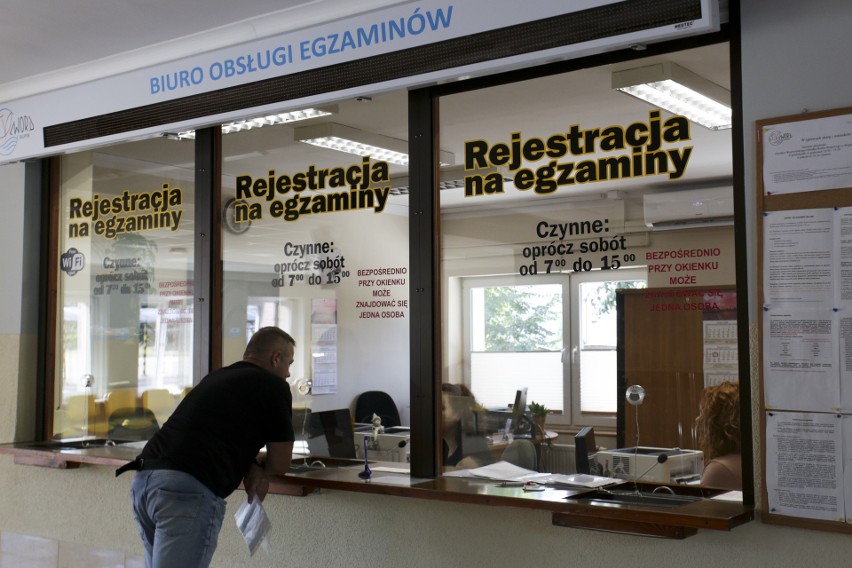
[695,380,742,491]
[117,327,297,567]
[442,383,495,469]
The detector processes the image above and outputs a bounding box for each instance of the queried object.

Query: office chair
[501,439,537,471]
[62,394,108,437]
[141,388,176,427]
[354,390,401,428]
[104,388,139,418]
[108,407,160,442]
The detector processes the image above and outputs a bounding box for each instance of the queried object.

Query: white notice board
[757,107,852,533]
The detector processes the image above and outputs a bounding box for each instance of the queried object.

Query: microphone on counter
[358,436,372,481]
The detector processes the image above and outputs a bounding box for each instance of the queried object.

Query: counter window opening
[42,36,750,504]
[220,90,410,464]
[52,138,197,441]
[435,40,749,496]
[49,89,412,461]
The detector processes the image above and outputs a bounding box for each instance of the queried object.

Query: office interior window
[571,270,646,419]
[221,90,410,464]
[54,138,196,441]
[464,278,564,414]
[439,43,740,489]
[462,270,645,430]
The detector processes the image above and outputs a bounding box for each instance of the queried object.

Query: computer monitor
[574,426,597,474]
[306,408,356,458]
[510,388,532,438]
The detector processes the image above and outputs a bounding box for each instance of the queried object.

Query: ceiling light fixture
[389,165,507,195]
[294,122,454,167]
[612,62,732,130]
[169,106,337,140]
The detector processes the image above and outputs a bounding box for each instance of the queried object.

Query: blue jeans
[131,469,226,568]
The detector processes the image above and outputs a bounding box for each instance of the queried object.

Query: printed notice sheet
[763,310,839,411]
[762,113,852,195]
[840,314,852,412]
[838,209,852,410]
[766,411,844,522]
[836,209,852,305]
[844,417,852,522]
[762,208,841,410]
[762,209,834,307]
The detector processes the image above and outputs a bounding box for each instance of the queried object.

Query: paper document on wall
[761,114,852,195]
[843,416,852,522]
[835,209,852,411]
[762,209,834,307]
[763,308,839,411]
[765,411,844,522]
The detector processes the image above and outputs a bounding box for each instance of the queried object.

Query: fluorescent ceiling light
[294,122,455,167]
[169,106,336,140]
[612,62,732,130]
[390,165,508,195]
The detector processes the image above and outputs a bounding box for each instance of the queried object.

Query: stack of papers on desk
[536,473,622,488]
[443,462,622,488]
[444,461,550,482]
[710,490,743,502]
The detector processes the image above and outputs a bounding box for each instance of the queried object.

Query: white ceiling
[1,1,297,85]
[0,0,405,101]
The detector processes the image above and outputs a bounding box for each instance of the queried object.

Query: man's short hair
[244,327,296,357]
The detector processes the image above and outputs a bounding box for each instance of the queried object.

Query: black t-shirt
[139,361,294,498]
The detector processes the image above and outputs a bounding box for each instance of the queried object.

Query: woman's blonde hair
[695,380,740,461]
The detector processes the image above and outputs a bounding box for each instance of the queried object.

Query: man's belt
[115,457,176,477]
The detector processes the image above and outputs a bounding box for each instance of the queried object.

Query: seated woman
[441,383,495,469]
[695,380,742,490]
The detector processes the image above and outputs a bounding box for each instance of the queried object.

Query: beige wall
[2,437,852,568]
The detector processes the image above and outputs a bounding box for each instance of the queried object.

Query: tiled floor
[0,531,143,568]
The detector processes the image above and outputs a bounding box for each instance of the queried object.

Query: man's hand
[243,462,269,503]
[243,441,292,502]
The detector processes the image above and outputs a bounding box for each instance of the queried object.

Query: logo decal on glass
[60,248,85,276]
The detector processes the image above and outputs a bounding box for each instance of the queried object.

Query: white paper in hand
[234,498,271,557]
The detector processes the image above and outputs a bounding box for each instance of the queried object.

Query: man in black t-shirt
[119,327,296,567]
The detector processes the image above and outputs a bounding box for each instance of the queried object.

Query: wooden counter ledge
[0,444,753,539]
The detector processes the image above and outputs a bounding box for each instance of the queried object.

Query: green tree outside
[483,286,561,351]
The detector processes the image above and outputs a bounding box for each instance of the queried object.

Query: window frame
[569,267,647,429]
[458,265,648,431]
[43,136,210,440]
[461,274,568,420]
[30,13,752,511]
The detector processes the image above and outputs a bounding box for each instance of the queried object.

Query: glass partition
[438,43,742,493]
[221,90,410,466]
[54,137,196,441]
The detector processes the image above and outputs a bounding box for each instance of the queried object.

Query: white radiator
[539,443,576,474]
